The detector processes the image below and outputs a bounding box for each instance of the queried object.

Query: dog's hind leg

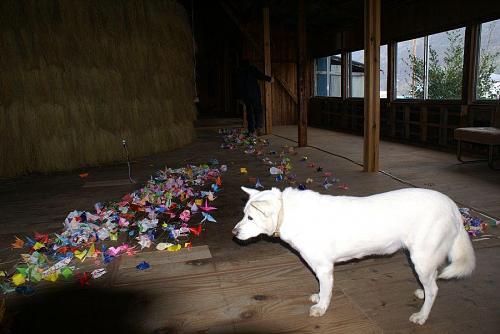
[309,263,334,317]
[403,249,426,300]
[409,255,439,325]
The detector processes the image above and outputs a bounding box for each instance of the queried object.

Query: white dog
[232,187,475,325]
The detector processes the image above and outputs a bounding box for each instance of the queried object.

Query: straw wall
[0,0,196,177]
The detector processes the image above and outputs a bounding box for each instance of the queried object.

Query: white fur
[233,187,475,325]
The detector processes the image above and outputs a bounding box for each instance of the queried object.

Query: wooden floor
[1,126,499,333]
[273,126,500,218]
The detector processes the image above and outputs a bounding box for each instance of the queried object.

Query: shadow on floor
[1,286,153,334]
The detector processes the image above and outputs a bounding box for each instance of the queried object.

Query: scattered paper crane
[200,212,216,223]
[200,199,217,212]
[323,177,333,190]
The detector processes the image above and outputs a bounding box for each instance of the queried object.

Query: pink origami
[179,210,191,222]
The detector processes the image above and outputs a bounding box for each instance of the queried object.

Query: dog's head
[232,186,282,240]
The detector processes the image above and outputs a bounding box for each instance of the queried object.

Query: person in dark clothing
[237,59,273,135]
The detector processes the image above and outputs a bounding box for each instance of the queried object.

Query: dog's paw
[309,294,320,303]
[409,312,428,325]
[309,304,327,317]
[414,289,424,300]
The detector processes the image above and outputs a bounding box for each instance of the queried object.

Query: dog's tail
[438,217,475,280]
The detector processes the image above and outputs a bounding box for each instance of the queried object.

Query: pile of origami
[1,163,225,294]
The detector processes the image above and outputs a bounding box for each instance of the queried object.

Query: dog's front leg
[309,264,334,317]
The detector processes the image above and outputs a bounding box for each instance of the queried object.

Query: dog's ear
[250,200,272,217]
[241,186,260,197]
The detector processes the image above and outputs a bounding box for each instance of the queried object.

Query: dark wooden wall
[194,2,298,126]
[244,24,298,126]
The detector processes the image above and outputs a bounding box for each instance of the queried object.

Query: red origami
[34,231,50,244]
[189,224,203,236]
[79,272,91,286]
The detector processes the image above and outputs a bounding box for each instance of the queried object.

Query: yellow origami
[167,244,182,252]
[195,199,203,206]
[12,273,26,286]
[240,167,248,174]
[74,248,89,261]
[44,271,59,282]
[33,242,45,250]
[110,232,118,241]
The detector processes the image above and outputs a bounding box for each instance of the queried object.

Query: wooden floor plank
[114,246,215,285]
[334,247,500,333]
[216,255,381,333]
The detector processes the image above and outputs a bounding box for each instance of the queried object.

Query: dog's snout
[232,227,239,236]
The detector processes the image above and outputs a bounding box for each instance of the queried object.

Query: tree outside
[403,28,500,100]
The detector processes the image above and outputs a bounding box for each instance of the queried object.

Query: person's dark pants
[245,99,263,133]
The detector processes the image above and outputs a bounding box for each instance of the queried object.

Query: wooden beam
[341,51,348,99]
[459,24,480,127]
[387,42,396,102]
[363,0,381,172]
[297,0,308,147]
[263,6,272,134]
[463,24,479,105]
[219,1,297,104]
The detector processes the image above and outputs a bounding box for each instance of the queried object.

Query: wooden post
[341,51,348,100]
[297,0,308,147]
[263,6,272,134]
[463,25,479,105]
[363,0,381,172]
[387,42,396,102]
[461,24,479,126]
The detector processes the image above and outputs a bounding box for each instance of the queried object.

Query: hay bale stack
[0,0,196,178]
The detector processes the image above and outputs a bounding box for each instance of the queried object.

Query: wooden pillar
[387,42,396,137]
[297,0,308,147]
[341,51,348,100]
[363,0,381,172]
[263,6,272,134]
[387,42,396,102]
[461,24,479,126]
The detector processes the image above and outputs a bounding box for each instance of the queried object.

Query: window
[314,55,341,97]
[349,50,364,97]
[348,46,387,98]
[396,28,465,99]
[380,45,388,98]
[476,19,500,100]
[396,37,425,98]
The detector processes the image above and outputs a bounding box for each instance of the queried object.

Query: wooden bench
[454,126,500,170]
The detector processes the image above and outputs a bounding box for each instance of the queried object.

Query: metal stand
[122,139,136,183]
[456,141,499,170]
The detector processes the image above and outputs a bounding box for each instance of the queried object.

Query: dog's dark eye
[248,216,253,221]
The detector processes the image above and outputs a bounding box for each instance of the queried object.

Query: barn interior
[0,0,499,333]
